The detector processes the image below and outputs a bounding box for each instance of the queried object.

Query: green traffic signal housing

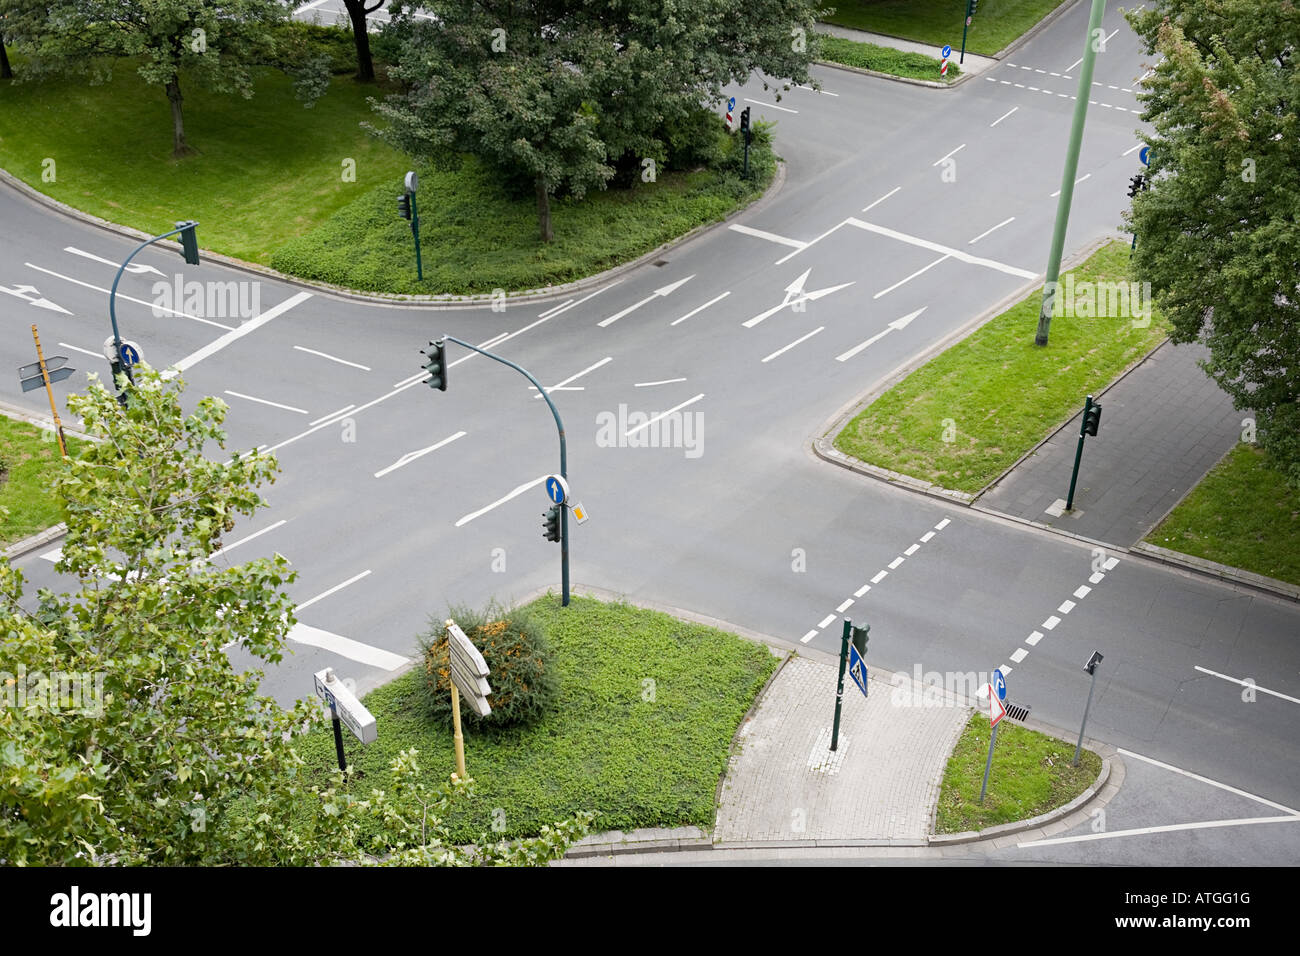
[176,221,200,266]
[851,623,870,657]
[543,505,561,542]
[421,339,447,391]
[1084,402,1102,436]
[397,194,412,220]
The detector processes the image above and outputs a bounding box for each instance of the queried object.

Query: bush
[417,601,557,730]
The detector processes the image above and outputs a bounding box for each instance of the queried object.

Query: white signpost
[445,620,492,779]
[313,667,377,778]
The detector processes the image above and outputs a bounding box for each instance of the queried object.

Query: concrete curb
[1129,541,1300,604]
[991,0,1084,61]
[1,522,67,563]
[813,57,970,91]
[0,159,787,310]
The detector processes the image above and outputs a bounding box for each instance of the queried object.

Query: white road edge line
[761,327,823,363]
[847,219,1036,279]
[224,390,308,415]
[309,404,355,426]
[455,475,548,527]
[625,393,705,435]
[1193,665,1300,706]
[1018,815,1300,849]
[538,299,574,319]
[294,345,371,371]
[166,291,314,378]
[374,431,467,478]
[1118,748,1300,815]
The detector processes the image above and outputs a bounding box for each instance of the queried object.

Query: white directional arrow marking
[743,273,855,328]
[835,308,927,362]
[374,430,466,478]
[65,246,165,276]
[0,284,72,314]
[598,275,695,327]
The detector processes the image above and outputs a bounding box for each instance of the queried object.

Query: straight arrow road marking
[65,246,164,276]
[743,273,855,328]
[598,275,694,327]
[374,431,466,478]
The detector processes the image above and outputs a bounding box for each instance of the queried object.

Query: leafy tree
[1126,1,1300,484]
[373,0,823,241]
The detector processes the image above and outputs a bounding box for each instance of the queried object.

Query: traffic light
[421,339,447,391]
[397,194,412,220]
[1084,402,1102,437]
[176,220,200,265]
[1127,174,1145,199]
[851,623,870,657]
[739,106,751,138]
[968,0,978,15]
[543,505,561,543]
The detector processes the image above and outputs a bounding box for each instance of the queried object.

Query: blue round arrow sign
[545,475,569,505]
[941,45,952,59]
[993,668,1007,702]
[119,343,141,368]
[1139,145,1150,167]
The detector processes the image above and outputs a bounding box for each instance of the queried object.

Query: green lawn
[0,63,409,265]
[1146,444,1300,587]
[834,242,1168,494]
[817,35,961,81]
[935,712,1101,833]
[0,416,79,547]
[822,0,1068,57]
[290,596,779,843]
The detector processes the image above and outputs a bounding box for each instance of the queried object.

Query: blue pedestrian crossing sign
[848,644,868,699]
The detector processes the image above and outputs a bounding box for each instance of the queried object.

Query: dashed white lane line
[1074,585,1092,599]
[818,614,837,629]
[932,143,966,166]
[1089,571,1106,584]
[905,544,920,556]
[634,378,688,387]
[854,584,871,598]
[455,475,548,527]
[801,630,819,644]
[1193,666,1300,706]
[836,599,853,613]
[990,106,1019,127]
[1050,172,1092,198]
[1010,648,1028,663]
[871,570,888,585]
[862,186,902,213]
[935,518,950,530]
[1025,630,1044,646]
[167,291,314,378]
[729,224,806,249]
[920,531,935,542]
[1058,599,1077,614]
[224,390,308,415]
[296,569,372,612]
[25,262,233,330]
[743,97,798,114]
[309,404,355,426]
[968,216,1016,245]
[671,290,731,326]
[761,327,823,363]
[1103,556,1120,570]
[1042,615,1061,630]
[888,556,905,570]
[294,345,370,371]
[625,393,705,436]
[374,431,467,478]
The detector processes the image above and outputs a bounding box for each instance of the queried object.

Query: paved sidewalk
[815,23,1000,76]
[977,341,1244,548]
[714,657,969,844]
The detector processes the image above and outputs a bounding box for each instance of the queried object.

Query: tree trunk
[343,0,376,82]
[0,38,12,80]
[535,176,553,243]
[165,75,192,157]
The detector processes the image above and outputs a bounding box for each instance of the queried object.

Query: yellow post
[450,680,467,781]
[31,325,67,458]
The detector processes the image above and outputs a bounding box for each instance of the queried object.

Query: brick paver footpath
[714,657,969,844]
[977,341,1244,548]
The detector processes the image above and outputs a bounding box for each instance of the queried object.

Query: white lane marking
[671,290,730,326]
[293,0,330,11]
[1089,571,1105,584]
[65,246,163,276]
[874,255,949,299]
[935,518,950,530]
[990,107,1019,127]
[1103,556,1119,570]
[635,378,687,387]
[1049,172,1092,198]
[598,275,695,327]
[1020,816,1300,849]
[1074,585,1092,599]
[1025,631,1044,646]
[297,570,373,612]
[854,584,871,598]
[1124,144,1144,159]
[625,393,705,436]
[309,404,355,426]
[1193,666,1300,706]
[1010,648,1028,663]
[1103,27,1119,44]
[1118,748,1300,814]
[25,262,233,330]
[166,291,313,378]
[801,629,818,644]
[208,519,287,563]
[871,570,888,585]
[224,390,308,415]
[836,307,926,361]
[846,219,1036,279]
[861,186,902,213]
[1058,599,1076,614]
[836,599,853,613]
[539,279,624,320]
[795,84,838,96]
[58,342,104,359]
[538,299,574,318]
[374,431,467,478]
[478,332,509,350]
[760,327,823,363]
[818,614,836,629]
[774,219,855,266]
[40,547,62,562]
[534,355,613,395]
[1065,56,1083,72]
[888,557,904,570]
[743,97,797,114]
[1028,86,1039,92]
[905,544,919,556]
[968,217,1016,245]
[294,345,370,371]
[1041,615,1061,630]
[920,531,935,543]
[931,143,966,166]
[290,622,409,671]
[455,475,548,527]
[729,224,807,249]
[1014,83,1025,88]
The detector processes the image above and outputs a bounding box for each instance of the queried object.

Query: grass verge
[291,595,780,843]
[834,242,1167,494]
[1145,443,1300,587]
[817,35,960,81]
[0,417,79,548]
[821,0,1068,57]
[935,712,1101,833]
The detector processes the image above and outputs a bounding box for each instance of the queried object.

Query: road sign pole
[410,191,424,282]
[30,325,67,458]
[1035,0,1108,346]
[329,701,347,779]
[830,618,851,751]
[1074,665,1099,766]
[442,335,569,605]
[960,1,971,63]
[108,222,197,389]
[1065,395,1092,511]
[450,681,468,779]
[979,721,999,803]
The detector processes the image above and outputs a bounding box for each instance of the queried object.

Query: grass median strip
[834,242,1167,494]
[0,416,80,548]
[1146,443,1300,587]
[935,712,1101,834]
[821,0,1068,57]
[817,35,960,82]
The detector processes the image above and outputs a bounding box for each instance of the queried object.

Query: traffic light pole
[960,0,971,64]
[1065,394,1093,511]
[441,335,570,606]
[410,192,424,282]
[830,618,851,751]
[1034,0,1107,346]
[108,221,199,387]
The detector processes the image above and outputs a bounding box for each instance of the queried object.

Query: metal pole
[830,618,851,751]
[31,325,67,458]
[1074,668,1098,766]
[410,192,424,282]
[442,335,569,605]
[330,702,347,779]
[960,0,970,64]
[108,224,192,386]
[1066,394,1092,511]
[450,681,467,779]
[1035,0,1108,346]
[979,720,999,803]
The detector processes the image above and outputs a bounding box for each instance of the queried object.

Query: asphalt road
[3,1,1297,865]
